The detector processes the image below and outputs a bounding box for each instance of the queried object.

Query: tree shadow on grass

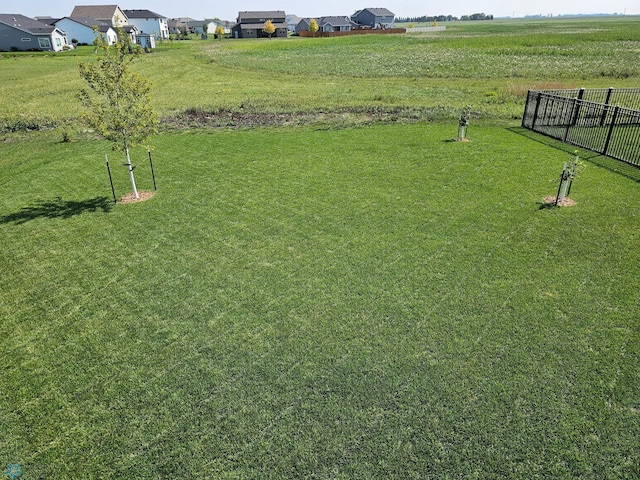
[1,196,113,225]
[507,127,640,183]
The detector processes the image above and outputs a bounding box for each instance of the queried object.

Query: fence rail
[298,28,406,37]
[522,87,640,167]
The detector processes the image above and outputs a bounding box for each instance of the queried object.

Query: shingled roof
[237,11,286,22]
[353,8,395,16]
[0,14,56,34]
[123,9,165,19]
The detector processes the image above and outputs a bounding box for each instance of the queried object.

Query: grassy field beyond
[1,16,638,126]
[1,124,639,477]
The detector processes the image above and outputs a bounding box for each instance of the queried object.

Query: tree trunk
[124,138,139,199]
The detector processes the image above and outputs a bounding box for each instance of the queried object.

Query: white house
[123,9,169,39]
[0,14,69,51]
[55,17,117,45]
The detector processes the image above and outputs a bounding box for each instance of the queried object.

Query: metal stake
[148,149,157,190]
[106,154,117,203]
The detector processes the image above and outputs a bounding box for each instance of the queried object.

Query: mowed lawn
[1,123,639,478]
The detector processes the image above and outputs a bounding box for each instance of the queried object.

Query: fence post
[564,97,577,143]
[570,88,585,126]
[530,92,542,130]
[602,105,619,157]
[600,87,614,126]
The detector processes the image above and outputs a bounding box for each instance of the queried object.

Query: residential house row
[0,4,224,52]
[0,6,395,51]
[232,8,395,38]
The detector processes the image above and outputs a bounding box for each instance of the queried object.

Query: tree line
[397,13,494,22]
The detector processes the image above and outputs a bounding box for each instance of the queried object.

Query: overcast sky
[17,0,637,21]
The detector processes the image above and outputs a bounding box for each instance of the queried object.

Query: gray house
[296,16,356,35]
[351,8,395,28]
[0,14,69,51]
[295,18,311,35]
[232,11,288,38]
[318,16,355,32]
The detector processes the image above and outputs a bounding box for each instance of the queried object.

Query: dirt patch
[119,191,154,204]
[162,107,442,130]
[543,195,576,207]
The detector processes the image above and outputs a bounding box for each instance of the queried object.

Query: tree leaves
[78,27,159,152]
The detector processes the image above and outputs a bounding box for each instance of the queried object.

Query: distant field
[1,16,638,125]
[1,17,639,479]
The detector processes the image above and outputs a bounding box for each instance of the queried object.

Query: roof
[35,17,60,25]
[353,8,395,16]
[123,9,165,19]
[70,5,123,21]
[58,17,115,35]
[62,16,112,27]
[170,17,199,23]
[0,14,56,35]
[237,11,286,21]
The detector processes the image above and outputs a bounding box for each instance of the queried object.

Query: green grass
[1,16,640,478]
[1,124,639,478]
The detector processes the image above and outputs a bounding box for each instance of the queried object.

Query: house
[55,17,117,45]
[123,9,169,39]
[200,19,231,37]
[318,16,354,32]
[120,24,140,43]
[351,8,395,28]
[0,14,69,51]
[295,18,311,35]
[168,17,199,35]
[70,5,129,27]
[286,14,301,32]
[295,16,355,35]
[232,11,288,38]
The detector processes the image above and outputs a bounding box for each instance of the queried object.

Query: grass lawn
[1,15,639,479]
[1,123,639,478]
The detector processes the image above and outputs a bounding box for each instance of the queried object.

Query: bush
[1,116,56,133]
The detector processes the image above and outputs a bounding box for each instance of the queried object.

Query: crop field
[1,17,639,479]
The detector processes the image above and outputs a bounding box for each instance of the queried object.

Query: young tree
[263,19,275,38]
[78,27,159,199]
[215,24,225,40]
[308,19,319,37]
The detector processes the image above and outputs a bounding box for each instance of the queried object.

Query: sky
[16,0,637,21]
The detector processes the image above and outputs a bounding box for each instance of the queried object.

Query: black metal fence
[522,87,640,167]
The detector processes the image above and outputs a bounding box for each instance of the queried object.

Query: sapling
[457,106,471,141]
[555,150,585,205]
[78,27,159,199]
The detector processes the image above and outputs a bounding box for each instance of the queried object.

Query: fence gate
[522,87,640,168]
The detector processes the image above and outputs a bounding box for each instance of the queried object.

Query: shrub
[1,116,56,133]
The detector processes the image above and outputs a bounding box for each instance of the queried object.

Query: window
[38,37,51,49]
[55,38,61,47]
